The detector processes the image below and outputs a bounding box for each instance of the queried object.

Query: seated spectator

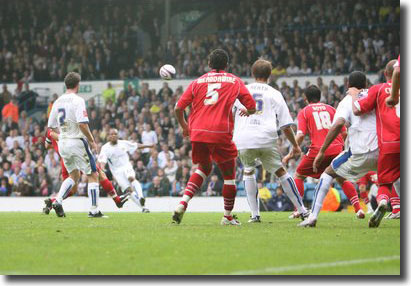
[158,143,175,169]
[135,160,150,183]
[286,60,301,75]
[164,159,178,184]
[0,177,10,196]
[203,175,223,196]
[268,186,293,212]
[148,176,169,197]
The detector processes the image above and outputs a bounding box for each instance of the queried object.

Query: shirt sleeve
[176,81,195,110]
[97,146,107,164]
[333,96,351,124]
[296,109,307,135]
[356,86,377,114]
[275,93,294,128]
[75,98,89,123]
[47,104,58,128]
[124,140,138,153]
[236,80,256,110]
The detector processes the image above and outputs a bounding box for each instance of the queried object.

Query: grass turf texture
[0,212,400,275]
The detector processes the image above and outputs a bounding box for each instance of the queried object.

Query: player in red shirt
[284,85,364,219]
[172,49,256,225]
[42,129,128,214]
[351,59,400,227]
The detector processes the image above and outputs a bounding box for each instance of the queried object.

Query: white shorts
[239,147,283,173]
[58,138,97,175]
[111,164,135,191]
[331,149,378,182]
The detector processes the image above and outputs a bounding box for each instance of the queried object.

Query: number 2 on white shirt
[204,83,221,105]
[313,111,332,130]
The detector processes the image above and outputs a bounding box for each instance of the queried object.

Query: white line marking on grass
[226,255,400,275]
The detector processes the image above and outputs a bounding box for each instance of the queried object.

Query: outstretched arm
[313,118,345,172]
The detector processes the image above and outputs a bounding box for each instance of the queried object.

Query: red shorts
[191,141,237,165]
[378,152,400,184]
[296,153,338,179]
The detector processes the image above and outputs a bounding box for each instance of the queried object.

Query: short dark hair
[348,71,367,89]
[303,85,321,103]
[64,72,81,89]
[208,49,229,71]
[252,59,272,80]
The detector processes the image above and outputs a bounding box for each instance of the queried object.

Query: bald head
[109,128,118,144]
[384,59,397,80]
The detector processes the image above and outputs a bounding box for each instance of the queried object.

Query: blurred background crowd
[0,0,399,207]
[0,0,399,82]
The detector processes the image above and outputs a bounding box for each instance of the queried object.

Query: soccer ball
[159,64,176,80]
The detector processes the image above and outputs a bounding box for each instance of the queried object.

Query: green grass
[0,212,400,275]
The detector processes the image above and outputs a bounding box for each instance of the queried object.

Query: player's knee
[198,163,212,176]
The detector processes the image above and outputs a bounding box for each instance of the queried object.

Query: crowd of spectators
[0,73,380,198]
[0,0,399,83]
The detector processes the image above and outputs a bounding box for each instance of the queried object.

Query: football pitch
[0,212,400,275]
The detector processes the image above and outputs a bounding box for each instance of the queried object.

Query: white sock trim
[195,169,207,180]
[224,179,236,185]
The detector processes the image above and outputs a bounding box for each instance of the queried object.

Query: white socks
[244,174,259,218]
[56,177,75,204]
[311,173,333,219]
[129,180,145,208]
[132,180,144,199]
[393,178,400,198]
[279,173,307,214]
[88,182,100,214]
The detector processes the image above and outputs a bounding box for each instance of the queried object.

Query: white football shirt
[233,82,294,150]
[47,93,89,140]
[333,91,378,154]
[98,140,138,171]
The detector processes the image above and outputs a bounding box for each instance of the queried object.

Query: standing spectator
[2,98,19,123]
[142,124,158,164]
[103,82,116,104]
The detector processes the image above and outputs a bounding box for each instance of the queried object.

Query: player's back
[51,93,87,140]
[233,82,292,150]
[298,103,344,155]
[180,70,254,144]
[375,82,400,154]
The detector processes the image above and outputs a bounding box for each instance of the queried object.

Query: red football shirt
[46,129,60,155]
[177,70,256,144]
[356,82,400,154]
[297,103,346,156]
[357,171,378,186]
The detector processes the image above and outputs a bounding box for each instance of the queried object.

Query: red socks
[100,178,117,198]
[359,191,369,204]
[341,181,361,213]
[390,187,400,214]
[179,166,209,209]
[294,177,305,197]
[376,184,391,204]
[218,159,237,213]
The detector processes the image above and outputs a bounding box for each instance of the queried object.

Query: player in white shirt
[98,128,154,212]
[47,72,103,218]
[233,59,309,222]
[300,71,378,227]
